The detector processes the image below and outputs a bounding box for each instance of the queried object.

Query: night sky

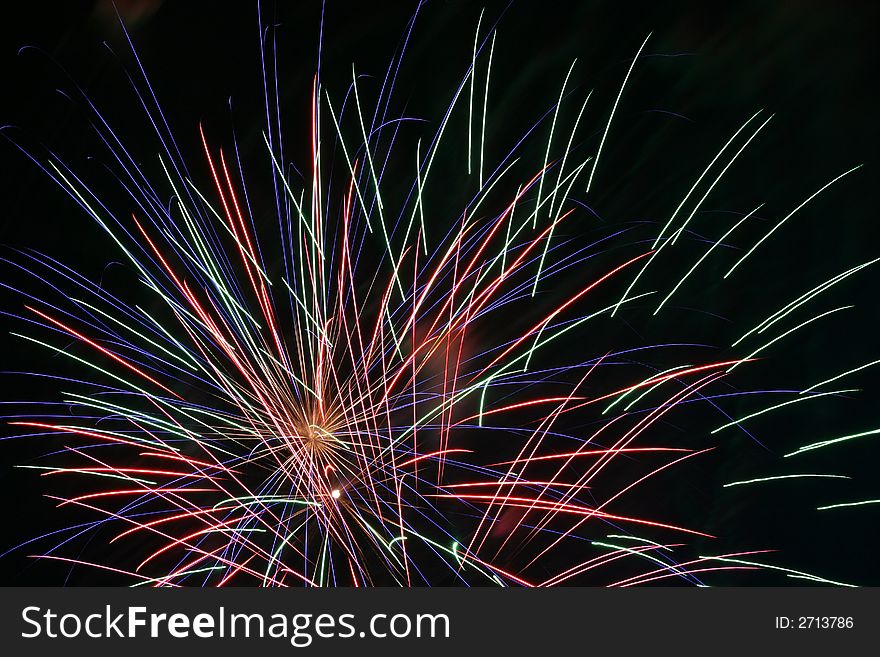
[1,1,878,586]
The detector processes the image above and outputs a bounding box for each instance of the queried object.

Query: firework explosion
[1,2,877,587]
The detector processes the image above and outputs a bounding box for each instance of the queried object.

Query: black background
[0,0,878,586]
[0,587,876,654]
